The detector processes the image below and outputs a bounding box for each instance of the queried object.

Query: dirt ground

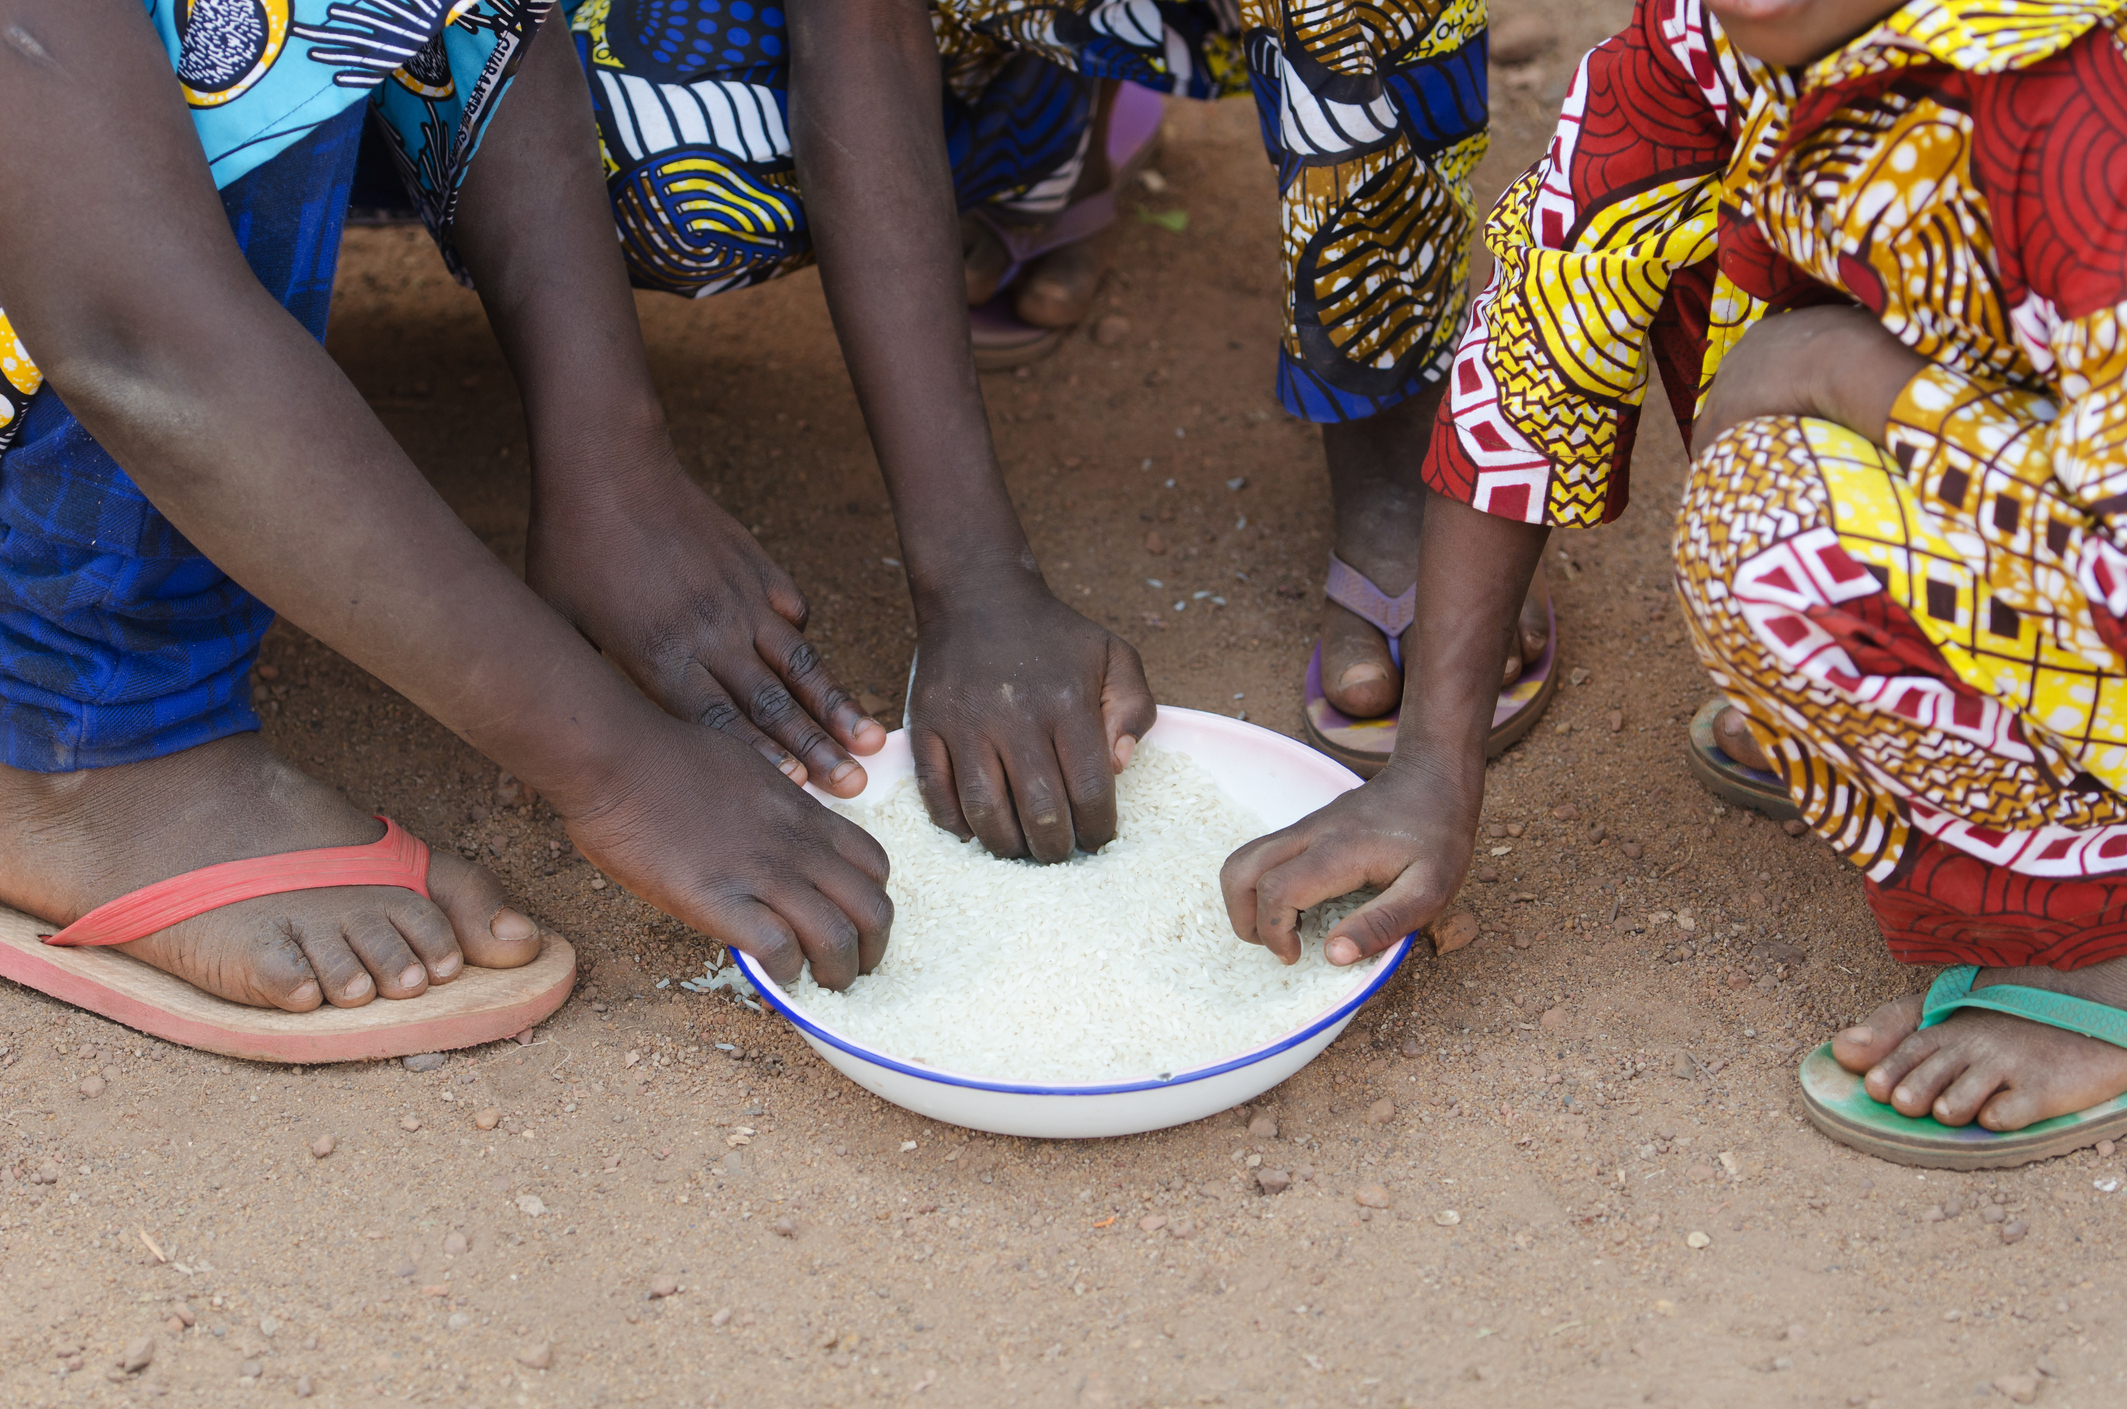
[4,7,2125,1407]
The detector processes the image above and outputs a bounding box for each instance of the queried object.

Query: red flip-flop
[0,817,574,1063]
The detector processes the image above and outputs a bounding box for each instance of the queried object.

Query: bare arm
[0,1,889,987]
[788,0,1156,862]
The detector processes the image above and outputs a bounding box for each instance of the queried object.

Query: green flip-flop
[1800,965,2127,1169]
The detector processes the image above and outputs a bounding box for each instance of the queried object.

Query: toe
[1322,606,1401,717]
[1864,1025,1942,1104]
[240,926,325,1012]
[424,852,544,970]
[1888,1045,1969,1119]
[1932,1060,2008,1127]
[342,914,428,999]
[291,924,378,1007]
[384,892,465,985]
[1833,994,1923,1073]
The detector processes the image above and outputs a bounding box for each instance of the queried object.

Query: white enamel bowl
[732,705,1413,1139]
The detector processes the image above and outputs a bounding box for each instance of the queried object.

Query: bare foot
[1831,959,2127,1130]
[1713,704,1773,770]
[0,734,542,1011]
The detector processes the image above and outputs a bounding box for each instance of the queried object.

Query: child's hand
[526,450,886,797]
[1220,753,1479,966]
[1692,305,1926,456]
[906,576,1156,863]
[560,712,893,989]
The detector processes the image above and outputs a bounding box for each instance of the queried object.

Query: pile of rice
[788,744,1379,1084]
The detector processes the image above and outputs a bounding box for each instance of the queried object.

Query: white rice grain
[789,744,1378,1083]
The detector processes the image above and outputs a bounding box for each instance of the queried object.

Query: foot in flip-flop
[1832,961,2127,1132]
[0,733,541,1011]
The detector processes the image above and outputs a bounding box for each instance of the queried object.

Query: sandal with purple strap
[1301,555,1561,777]
[967,81,1165,370]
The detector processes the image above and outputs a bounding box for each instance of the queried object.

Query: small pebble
[1256,1169,1291,1195]
[1354,1184,1390,1209]
[400,1116,422,1133]
[494,770,534,808]
[121,1338,154,1373]
[2000,1220,2028,1244]
[164,1316,186,1335]
[1685,1231,1712,1249]
[310,1135,335,1160]
[1366,1098,1397,1125]
[773,1217,799,1238]
[1993,1373,2039,1404]
[1980,1205,2006,1224]
[444,1232,469,1256]
[1552,803,1579,822]
[1247,1113,1278,1140]
[171,1303,195,1328]
[1144,530,1166,555]
[1433,1210,1461,1226]
[1782,819,1809,837]
[1400,1039,1423,1058]
[448,1312,471,1330]
[1608,709,1625,732]
[2097,1139,2117,1157]
[259,1316,279,1338]
[515,1343,552,1371]
[711,1308,734,1328]
[648,1277,679,1298]
[1539,1006,1569,1030]
[1092,314,1132,347]
[474,1108,502,1131]
[1922,1205,1945,1222]
[1621,841,1643,859]
[402,1052,447,1073]
[78,1076,106,1099]
[295,1375,314,1398]
[238,1359,263,1379]
[1138,1215,1168,1233]
[1431,908,1479,956]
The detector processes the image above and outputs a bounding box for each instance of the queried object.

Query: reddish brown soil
[3,6,2123,1405]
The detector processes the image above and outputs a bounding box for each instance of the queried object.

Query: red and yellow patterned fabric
[1433,0,2127,968]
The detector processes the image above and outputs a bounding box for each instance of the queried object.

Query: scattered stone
[400,1116,422,1133]
[648,1277,679,1299]
[515,1194,548,1217]
[1138,1215,1168,1233]
[1621,841,1644,859]
[1685,1231,1712,1249]
[2098,1139,2117,1157]
[1092,315,1132,347]
[1400,1039,1424,1058]
[1247,1113,1278,1140]
[164,1316,186,1335]
[402,1053,447,1073]
[2000,1220,2028,1245]
[295,1376,315,1398]
[259,1316,279,1338]
[1687,1165,1716,1183]
[1255,1169,1291,1195]
[1782,820,1809,837]
[171,1303,195,1328]
[1980,1205,2007,1224]
[1144,531,1166,555]
[494,770,535,808]
[33,1160,60,1185]
[711,1308,734,1327]
[238,1360,263,1380]
[448,1312,471,1331]
[121,1338,154,1373]
[1354,1184,1391,1209]
[1922,1205,1945,1223]
[1993,1373,2040,1404]
[772,1217,799,1238]
[1168,1219,1198,1238]
[1673,1052,1695,1079]
[1539,1006,1569,1031]
[1608,710,1625,732]
[514,1343,552,1371]
[444,1231,469,1256]
[1433,1210,1461,1226]
[1430,908,1479,955]
[1489,12,1557,65]
[78,1076,106,1099]
[474,1108,502,1131]
[310,1136,335,1160]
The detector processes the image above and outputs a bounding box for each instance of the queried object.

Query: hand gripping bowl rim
[729,704,1414,1097]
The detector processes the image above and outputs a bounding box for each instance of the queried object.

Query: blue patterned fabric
[0,1,550,769]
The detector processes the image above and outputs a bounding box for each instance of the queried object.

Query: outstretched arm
[0,0,889,988]
[787,0,1157,863]
[449,13,886,797]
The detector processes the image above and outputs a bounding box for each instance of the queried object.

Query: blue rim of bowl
[731,935,1412,1097]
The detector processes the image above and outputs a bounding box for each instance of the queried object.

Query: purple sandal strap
[1325,555,1416,668]
[967,83,1167,276]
